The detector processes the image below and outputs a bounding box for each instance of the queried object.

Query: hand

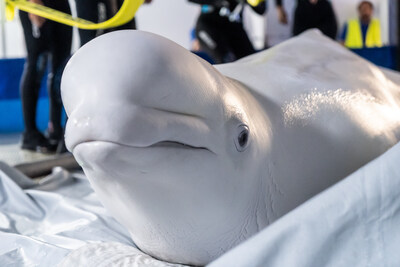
[277,6,288,24]
[28,0,46,27]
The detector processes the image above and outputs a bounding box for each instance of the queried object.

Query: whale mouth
[71,139,213,154]
[148,141,209,150]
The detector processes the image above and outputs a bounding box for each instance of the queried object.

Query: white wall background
[0,0,25,58]
[0,0,394,59]
[0,0,201,59]
[136,1,200,49]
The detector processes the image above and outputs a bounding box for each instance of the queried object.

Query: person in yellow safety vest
[340,0,382,48]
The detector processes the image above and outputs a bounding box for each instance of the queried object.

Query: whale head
[62,30,272,265]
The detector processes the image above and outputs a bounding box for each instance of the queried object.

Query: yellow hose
[246,0,265,7]
[5,0,144,29]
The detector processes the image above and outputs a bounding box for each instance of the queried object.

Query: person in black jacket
[292,0,337,39]
[19,0,72,152]
[75,0,152,47]
[189,0,287,63]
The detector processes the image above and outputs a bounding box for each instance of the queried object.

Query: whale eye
[235,125,250,152]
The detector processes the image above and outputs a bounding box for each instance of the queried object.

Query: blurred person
[189,0,270,63]
[75,0,152,47]
[340,0,382,48]
[19,0,72,152]
[268,0,288,25]
[293,0,337,39]
[190,28,215,64]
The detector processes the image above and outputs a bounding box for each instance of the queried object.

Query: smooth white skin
[61,30,400,265]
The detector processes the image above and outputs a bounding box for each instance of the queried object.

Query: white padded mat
[0,142,399,266]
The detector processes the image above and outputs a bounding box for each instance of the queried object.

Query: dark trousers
[75,0,136,47]
[195,12,255,63]
[293,0,338,39]
[19,0,72,135]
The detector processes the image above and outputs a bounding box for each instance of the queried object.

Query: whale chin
[71,140,258,266]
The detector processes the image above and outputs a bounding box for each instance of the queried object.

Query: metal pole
[397,0,400,70]
[14,153,81,178]
[0,0,7,58]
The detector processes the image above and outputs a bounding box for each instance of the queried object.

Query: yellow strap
[247,0,265,7]
[5,0,144,29]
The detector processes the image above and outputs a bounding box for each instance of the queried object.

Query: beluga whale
[61,29,400,266]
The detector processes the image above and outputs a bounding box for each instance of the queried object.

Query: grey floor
[0,133,53,166]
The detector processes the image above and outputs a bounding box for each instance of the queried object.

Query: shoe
[46,127,66,154]
[21,131,57,153]
[46,127,64,146]
[56,138,69,154]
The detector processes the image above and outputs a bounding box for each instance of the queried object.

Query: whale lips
[71,139,212,153]
[149,141,212,152]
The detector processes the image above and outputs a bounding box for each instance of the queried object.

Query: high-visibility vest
[344,18,382,48]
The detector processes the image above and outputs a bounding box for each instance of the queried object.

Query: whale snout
[65,101,215,154]
[62,30,225,121]
[61,31,228,153]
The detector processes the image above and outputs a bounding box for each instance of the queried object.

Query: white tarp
[1,142,400,266]
[0,166,134,266]
[0,165,183,266]
[209,142,400,267]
